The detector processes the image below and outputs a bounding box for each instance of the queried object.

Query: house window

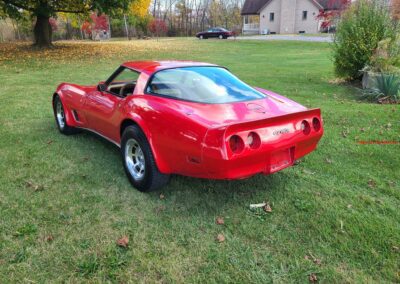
[302,11,307,20]
[269,13,274,22]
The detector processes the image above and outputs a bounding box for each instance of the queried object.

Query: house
[241,0,343,34]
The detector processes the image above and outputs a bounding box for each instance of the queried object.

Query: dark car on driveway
[196,27,233,39]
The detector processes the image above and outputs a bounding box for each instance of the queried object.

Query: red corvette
[53,61,323,191]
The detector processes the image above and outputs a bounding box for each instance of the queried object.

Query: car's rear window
[146,66,265,103]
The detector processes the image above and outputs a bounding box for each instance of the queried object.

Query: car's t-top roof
[121,60,218,75]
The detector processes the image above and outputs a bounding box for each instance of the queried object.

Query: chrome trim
[77,127,121,148]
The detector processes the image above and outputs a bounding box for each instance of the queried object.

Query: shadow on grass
[52,124,291,212]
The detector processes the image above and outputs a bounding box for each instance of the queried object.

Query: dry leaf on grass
[159,194,165,200]
[263,204,272,213]
[216,217,224,225]
[45,235,54,242]
[368,179,376,188]
[25,181,44,192]
[116,236,129,248]
[309,273,318,282]
[216,234,225,243]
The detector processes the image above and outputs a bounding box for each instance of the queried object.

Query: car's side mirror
[97,83,107,92]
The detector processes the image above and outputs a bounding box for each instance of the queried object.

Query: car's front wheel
[53,95,78,135]
[121,125,170,192]
[219,35,223,39]
[199,35,204,39]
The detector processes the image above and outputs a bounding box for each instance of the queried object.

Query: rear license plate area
[269,148,294,172]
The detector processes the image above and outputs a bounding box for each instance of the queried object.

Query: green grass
[0,38,399,283]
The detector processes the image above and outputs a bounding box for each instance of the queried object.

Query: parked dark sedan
[196,27,233,39]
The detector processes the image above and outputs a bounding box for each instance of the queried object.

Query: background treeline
[0,0,244,42]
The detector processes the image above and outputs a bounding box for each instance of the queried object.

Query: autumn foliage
[148,19,168,36]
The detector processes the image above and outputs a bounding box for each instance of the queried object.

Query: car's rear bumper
[198,109,324,179]
[200,131,321,179]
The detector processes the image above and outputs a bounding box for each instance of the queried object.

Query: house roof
[241,0,345,15]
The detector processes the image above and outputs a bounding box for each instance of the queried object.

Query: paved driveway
[232,34,333,43]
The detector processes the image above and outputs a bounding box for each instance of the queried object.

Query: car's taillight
[301,120,311,135]
[312,117,321,132]
[229,135,244,154]
[247,132,261,149]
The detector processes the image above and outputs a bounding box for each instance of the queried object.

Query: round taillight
[312,117,321,132]
[247,132,261,149]
[229,135,244,154]
[301,120,311,135]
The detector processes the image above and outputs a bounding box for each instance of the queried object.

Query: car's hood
[175,87,308,128]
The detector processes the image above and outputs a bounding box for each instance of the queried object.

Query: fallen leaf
[159,194,165,200]
[46,140,53,145]
[341,130,348,138]
[45,235,54,242]
[263,203,272,213]
[304,255,310,260]
[216,217,224,225]
[116,236,129,248]
[368,179,376,188]
[314,258,321,265]
[325,158,332,164]
[347,204,352,209]
[392,246,399,252]
[360,128,365,132]
[309,273,318,282]
[216,234,225,243]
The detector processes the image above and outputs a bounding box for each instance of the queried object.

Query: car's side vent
[72,110,80,121]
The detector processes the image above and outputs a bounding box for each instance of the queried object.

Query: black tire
[53,95,79,135]
[121,125,170,192]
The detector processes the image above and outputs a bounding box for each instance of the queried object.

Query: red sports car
[53,61,323,191]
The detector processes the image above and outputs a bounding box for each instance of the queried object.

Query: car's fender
[120,111,172,174]
[53,83,78,128]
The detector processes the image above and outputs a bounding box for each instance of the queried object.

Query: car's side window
[107,68,140,97]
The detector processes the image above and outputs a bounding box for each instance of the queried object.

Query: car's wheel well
[120,119,139,138]
[52,93,58,106]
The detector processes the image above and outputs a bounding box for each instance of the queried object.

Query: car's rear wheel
[53,95,78,135]
[121,125,170,192]
[219,35,223,39]
[200,35,204,39]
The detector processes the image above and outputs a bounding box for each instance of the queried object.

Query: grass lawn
[0,38,399,283]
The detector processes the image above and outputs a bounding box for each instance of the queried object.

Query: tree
[0,0,132,47]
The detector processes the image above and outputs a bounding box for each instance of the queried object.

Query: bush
[333,0,398,79]
[368,36,400,73]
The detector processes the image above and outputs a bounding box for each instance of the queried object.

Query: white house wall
[259,0,281,34]
[294,0,320,33]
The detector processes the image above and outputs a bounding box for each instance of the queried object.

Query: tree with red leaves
[316,0,351,31]
[81,13,109,40]
[148,19,167,37]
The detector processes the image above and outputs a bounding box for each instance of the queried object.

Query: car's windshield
[146,66,266,103]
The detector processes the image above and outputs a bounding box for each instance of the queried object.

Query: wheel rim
[219,35,223,39]
[56,99,65,129]
[125,138,145,180]
[200,35,203,39]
